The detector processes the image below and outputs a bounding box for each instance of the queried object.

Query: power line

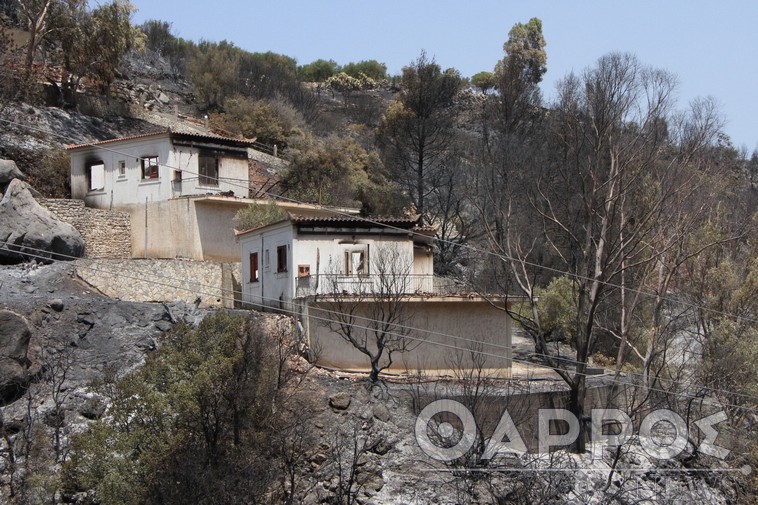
[2,116,756,403]
[4,241,757,413]
[1,115,754,327]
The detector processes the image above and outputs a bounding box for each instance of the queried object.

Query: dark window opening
[199,153,219,186]
[250,252,259,283]
[141,156,159,179]
[276,245,288,273]
[344,249,368,275]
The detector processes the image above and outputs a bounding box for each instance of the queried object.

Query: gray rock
[329,392,351,410]
[0,310,31,362]
[79,397,106,420]
[49,298,65,312]
[372,403,391,423]
[0,179,85,263]
[0,159,24,185]
[0,311,31,403]
[0,356,28,404]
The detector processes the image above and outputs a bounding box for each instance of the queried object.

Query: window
[249,252,259,283]
[118,160,126,177]
[276,245,288,273]
[141,156,159,179]
[199,153,219,186]
[173,170,182,182]
[344,248,368,275]
[88,162,105,191]
[298,265,310,277]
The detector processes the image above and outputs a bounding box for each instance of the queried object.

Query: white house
[67,130,358,261]
[238,214,514,376]
[238,214,435,310]
[68,130,256,207]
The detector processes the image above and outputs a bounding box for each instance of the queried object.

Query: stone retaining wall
[41,199,131,259]
[75,259,241,308]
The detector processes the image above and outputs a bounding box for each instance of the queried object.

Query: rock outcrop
[0,178,85,263]
[0,159,25,188]
[0,310,32,404]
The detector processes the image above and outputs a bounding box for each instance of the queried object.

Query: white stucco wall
[70,135,251,209]
[240,221,295,311]
[71,136,175,208]
[304,298,513,375]
[129,198,245,261]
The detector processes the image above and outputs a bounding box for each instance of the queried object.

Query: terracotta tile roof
[66,129,257,150]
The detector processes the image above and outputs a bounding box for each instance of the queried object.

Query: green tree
[341,59,387,81]
[298,58,339,82]
[282,134,400,211]
[493,17,546,130]
[378,51,463,222]
[471,71,495,93]
[209,94,302,147]
[188,40,241,110]
[88,0,143,94]
[63,312,310,504]
[233,200,288,231]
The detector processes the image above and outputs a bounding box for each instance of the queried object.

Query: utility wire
[1,115,754,327]
[2,116,755,402]
[4,241,757,413]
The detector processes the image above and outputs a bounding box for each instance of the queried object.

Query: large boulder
[0,159,24,187]
[0,178,85,263]
[0,310,31,404]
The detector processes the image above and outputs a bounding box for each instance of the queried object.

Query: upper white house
[67,130,360,261]
[68,129,256,208]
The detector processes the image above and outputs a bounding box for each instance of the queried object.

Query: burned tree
[320,244,417,382]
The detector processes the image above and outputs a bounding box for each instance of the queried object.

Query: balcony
[171,176,249,197]
[295,274,465,298]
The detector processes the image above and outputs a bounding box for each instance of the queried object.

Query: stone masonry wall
[41,199,131,259]
[75,258,241,308]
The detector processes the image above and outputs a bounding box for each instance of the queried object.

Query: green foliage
[471,71,496,93]
[138,19,193,72]
[87,0,144,92]
[282,134,403,212]
[233,201,289,231]
[63,312,300,504]
[326,71,377,94]
[536,275,578,343]
[499,17,547,85]
[298,58,339,82]
[341,59,387,81]
[188,40,241,110]
[209,95,302,147]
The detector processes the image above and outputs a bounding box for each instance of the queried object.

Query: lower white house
[238,214,514,376]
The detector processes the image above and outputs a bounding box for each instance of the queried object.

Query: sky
[130,1,758,151]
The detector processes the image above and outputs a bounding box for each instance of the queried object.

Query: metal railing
[295,274,465,298]
[172,176,251,197]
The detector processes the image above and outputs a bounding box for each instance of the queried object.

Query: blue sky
[130,1,758,151]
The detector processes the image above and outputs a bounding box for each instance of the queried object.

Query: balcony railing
[295,274,465,298]
[172,176,250,197]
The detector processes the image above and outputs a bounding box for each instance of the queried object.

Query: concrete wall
[304,298,512,375]
[128,198,244,261]
[75,258,241,308]
[41,199,131,259]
